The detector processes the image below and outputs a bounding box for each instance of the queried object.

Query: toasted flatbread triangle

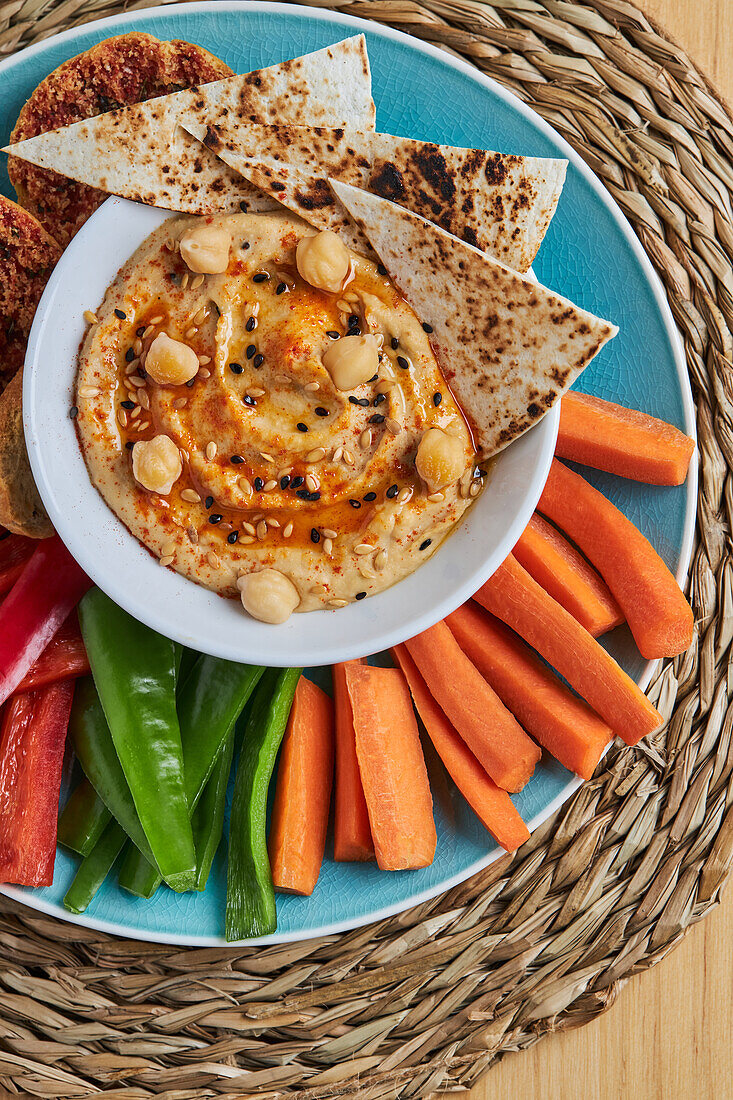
[180,120,566,272]
[330,181,617,458]
[2,37,375,216]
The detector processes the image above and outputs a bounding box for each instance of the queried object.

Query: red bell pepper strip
[0,532,35,596]
[13,614,90,695]
[0,680,76,886]
[0,536,91,706]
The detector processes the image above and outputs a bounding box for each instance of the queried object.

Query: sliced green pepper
[118,842,161,899]
[63,819,127,914]
[226,667,301,941]
[78,590,195,892]
[57,777,112,857]
[193,733,235,891]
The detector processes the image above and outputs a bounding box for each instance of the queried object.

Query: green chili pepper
[226,667,301,941]
[70,677,157,867]
[118,843,161,899]
[57,777,112,857]
[193,733,235,891]
[78,589,195,892]
[118,657,263,894]
[63,819,127,914]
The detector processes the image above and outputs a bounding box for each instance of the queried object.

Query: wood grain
[469,3,733,1098]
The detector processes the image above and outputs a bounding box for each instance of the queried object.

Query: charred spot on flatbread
[8,32,232,245]
[0,197,62,395]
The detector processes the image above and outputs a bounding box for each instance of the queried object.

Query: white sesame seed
[375,549,388,571]
[267,517,281,528]
[305,474,319,492]
[242,521,256,535]
[180,273,189,290]
[256,520,267,540]
[138,389,150,410]
[251,513,265,522]
[247,388,266,398]
[336,299,350,312]
[304,381,320,392]
[220,522,233,532]
[397,487,412,503]
[198,355,211,365]
[83,310,98,325]
[359,565,376,580]
[198,368,211,379]
[137,419,150,431]
[329,598,348,609]
[181,489,201,503]
[322,538,333,556]
[125,359,140,375]
[342,450,355,465]
[117,409,128,428]
[240,535,255,544]
[128,374,146,387]
[333,446,344,462]
[187,526,199,544]
[185,327,197,339]
[162,540,177,557]
[311,584,327,595]
[469,481,481,498]
[375,379,394,394]
[78,386,99,398]
[344,292,359,304]
[385,418,401,435]
[205,441,217,461]
[306,448,326,463]
[149,315,163,325]
[207,551,220,568]
[283,522,293,538]
[359,429,372,449]
[191,274,205,290]
[238,477,252,494]
[427,491,445,502]
[260,452,275,463]
[263,479,278,491]
[159,555,174,567]
[193,307,207,325]
[355,543,374,555]
[131,406,142,420]
[321,528,338,539]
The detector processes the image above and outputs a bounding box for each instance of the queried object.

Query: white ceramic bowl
[24,196,558,665]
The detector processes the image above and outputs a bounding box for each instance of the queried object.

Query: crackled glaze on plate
[0,3,696,944]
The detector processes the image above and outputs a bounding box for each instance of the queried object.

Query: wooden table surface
[470,3,733,1098]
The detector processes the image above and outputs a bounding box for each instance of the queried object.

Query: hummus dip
[76,211,484,622]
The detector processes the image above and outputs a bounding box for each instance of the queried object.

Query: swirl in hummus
[76,211,485,623]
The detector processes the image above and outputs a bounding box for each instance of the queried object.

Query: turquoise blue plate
[0,2,696,944]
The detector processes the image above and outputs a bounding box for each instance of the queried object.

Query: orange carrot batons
[475,555,662,746]
[557,391,695,485]
[332,661,374,862]
[269,677,334,896]
[393,645,530,852]
[446,602,612,779]
[404,621,540,792]
[344,664,436,871]
[513,513,623,637]
[538,459,693,659]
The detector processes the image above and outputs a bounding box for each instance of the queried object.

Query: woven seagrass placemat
[1,1,732,1095]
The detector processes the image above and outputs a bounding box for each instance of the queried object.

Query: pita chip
[3,36,375,216]
[330,181,617,458]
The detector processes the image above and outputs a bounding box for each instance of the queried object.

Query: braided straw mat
[1,0,732,1096]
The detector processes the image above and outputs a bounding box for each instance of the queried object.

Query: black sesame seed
[364,491,377,502]
[242,395,256,407]
[310,528,321,543]
[114,308,126,320]
[419,539,432,551]
[297,422,308,432]
[211,302,221,318]
[315,406,329,417]
[349,498,362,509]
[239,201,248,212]
[368,373,379,383]
[377,263,388,276]
[347,325,361,336]
[230,455,244,464]
[229,362,243,374]
[69,406,78,419]
[253,354,264,368]
[121,400,135,410]
[349,396,370,407]
[355,591,367,600]
[125,347,135,363]
[348,314,359,327]
[369,413,385,424]
[308,491,321,501]
[422,322,434,334]
[241,241,250,250]
[136,325,146,337]
[391,336,399,350]
[125,441,134,450]
[373,393,386,406]
[245,316,256,332]
[253,272,269,283]
[253,477,264,491]
[433,392,442,406]
[227,531,239,544]
[276,282,287,294]
[291,476,304,488]
[397,355,410,370]
[475,467,487,477]
[297,488,310,500]
[186,378,196,387]
[280,475,291,490]
[386,484,399,498]
[205,496,214,508]
[326,330,340,340]
[246,344,256,359]
[208,514,222,524]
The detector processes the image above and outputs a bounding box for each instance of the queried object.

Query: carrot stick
[475,555,662,746]
[393,645,530,851]
[514,513,623,637]
[269,677,334,896]
[344,664,436,871]
[557,391,695,485]
[538,459,694,658]
[446,603,612,778]
[404,622,540,792]
[332,661,374,862]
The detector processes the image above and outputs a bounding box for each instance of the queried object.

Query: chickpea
[238,569,300,624]
[179,222,231,274]
[415,427,467,491]
[296,230,352,293]
[145,333,200,386]
[131,434,183,495]
[322,334,380,391]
